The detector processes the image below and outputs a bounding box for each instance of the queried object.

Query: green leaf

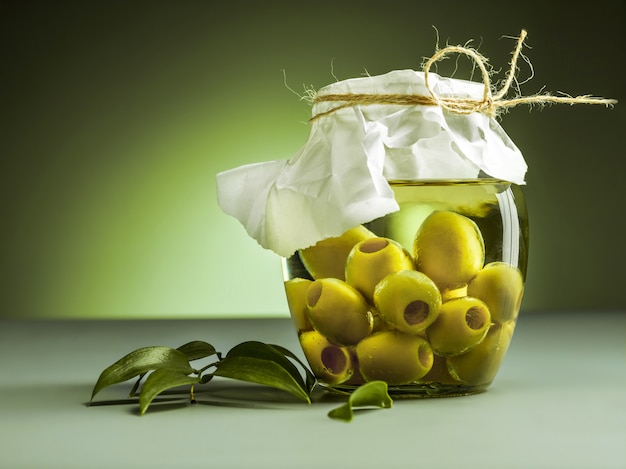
[139,368,201,415]
[269,343,316,394]
[212,356,311,404]
[90,346,194,402]
[199,374,214,384]
[225,341,309,393]
[129,340,214,398]
[328,381,393,422]
[177,340,219,361]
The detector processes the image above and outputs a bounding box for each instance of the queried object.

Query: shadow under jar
[282,179,528,397]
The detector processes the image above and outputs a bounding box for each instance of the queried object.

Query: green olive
[414,211,485,289]
[299,225,376,280]
[355,330,434,385]
[345,237,414,302]
[305,278,373,346]
[284,278,313,332]
[373,270,442,334]
[467,262,524,323]
[427,297,491,356]
[299,330,353,385]
[447,321,515,385]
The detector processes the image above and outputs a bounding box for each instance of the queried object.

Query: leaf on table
[139,368,201,415]
[225,341,310,394]
[212,356,311,404]
[328,381,393,422]
[177,340,219,361]
[90,346,194,402]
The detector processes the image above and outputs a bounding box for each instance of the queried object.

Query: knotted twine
[310,30,617,121]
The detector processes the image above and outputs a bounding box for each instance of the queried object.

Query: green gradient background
[1,0,624,319]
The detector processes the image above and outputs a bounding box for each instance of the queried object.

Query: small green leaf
[139,368,201,415]
[348,381,393,409]
[212,356,311,403]
[328,381,393,422]
[327,402,353,421]
[225,341,309,393]
[177,340,218,361]
[90,346,194,402]
[199,374,214,384]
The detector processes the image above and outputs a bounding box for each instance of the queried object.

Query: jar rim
[387,178,516,186]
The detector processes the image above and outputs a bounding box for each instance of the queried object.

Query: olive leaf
[224,341,310,393]
[139,368,201,415]
[90,346,194,402]
[328,381,393,422]
[176,340,219,361]
[213,356,311,404]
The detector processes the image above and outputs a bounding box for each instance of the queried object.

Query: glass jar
[282,179,528,397]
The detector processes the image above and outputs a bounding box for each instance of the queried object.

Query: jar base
[320,382,490,398]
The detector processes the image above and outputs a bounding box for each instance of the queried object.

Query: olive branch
[88,339,391,421]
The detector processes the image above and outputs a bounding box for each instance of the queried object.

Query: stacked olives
[284,211,523,390]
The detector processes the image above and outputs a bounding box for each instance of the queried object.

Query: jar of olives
[218,63,533,397]
[283,179,528,396]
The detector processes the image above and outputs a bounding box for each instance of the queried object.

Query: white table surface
[1,311,625,469]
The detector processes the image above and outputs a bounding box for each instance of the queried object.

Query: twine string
[310,30,617,121]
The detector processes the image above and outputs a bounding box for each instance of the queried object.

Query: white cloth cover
[216,69,527,257]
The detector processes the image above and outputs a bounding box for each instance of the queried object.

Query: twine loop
[310,30,617,121]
